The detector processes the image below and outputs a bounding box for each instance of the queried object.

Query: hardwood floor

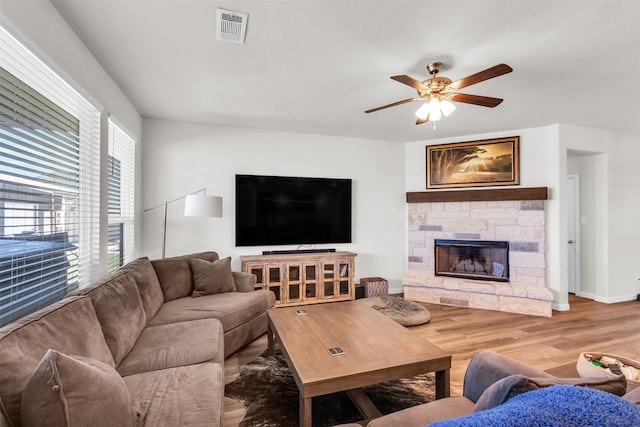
[224,295,640,426]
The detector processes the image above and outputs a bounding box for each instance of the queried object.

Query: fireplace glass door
[435,239,509,282]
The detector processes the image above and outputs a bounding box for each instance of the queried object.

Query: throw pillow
[190,256,236,297]
[473,375,536,412]
[474,373,628,412]
[21,349,135,427]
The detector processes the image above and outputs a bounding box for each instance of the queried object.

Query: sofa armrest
[623,386,640,404]
[232,271,257,292]
[463,350,554,403]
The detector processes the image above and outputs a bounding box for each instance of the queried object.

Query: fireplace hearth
[435,239,509,282]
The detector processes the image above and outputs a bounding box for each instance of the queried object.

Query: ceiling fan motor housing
[419,77,453,98]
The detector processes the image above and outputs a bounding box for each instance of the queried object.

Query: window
[107,118,135,273]
[0,27,100,326]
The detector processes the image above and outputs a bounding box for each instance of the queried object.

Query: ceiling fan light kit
[415,96,456,121]
[366,62,513,129]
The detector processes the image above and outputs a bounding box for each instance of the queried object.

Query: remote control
[609,363,623,375]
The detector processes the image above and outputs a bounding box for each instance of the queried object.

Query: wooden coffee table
[267,301,451,427]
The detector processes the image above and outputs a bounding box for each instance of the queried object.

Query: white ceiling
[51,0,640,143]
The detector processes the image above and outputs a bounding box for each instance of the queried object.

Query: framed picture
[426,136,520,189]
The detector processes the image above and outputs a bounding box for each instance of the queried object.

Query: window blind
[107,118,135,273]
[0,26,100,326]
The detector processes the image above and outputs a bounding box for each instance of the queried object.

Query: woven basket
[577,352,640,389]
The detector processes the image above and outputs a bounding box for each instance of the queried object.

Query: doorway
[567,174,580,295]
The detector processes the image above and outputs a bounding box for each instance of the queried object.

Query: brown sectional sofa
[0,251,275,427]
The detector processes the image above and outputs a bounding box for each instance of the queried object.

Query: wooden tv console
[240,251,357,307]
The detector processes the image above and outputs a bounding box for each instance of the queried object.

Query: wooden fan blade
[448,64,513,91]
[365,98,420,113]
[449,93,504,108]
[390,75,427,91]
[416,115,430,125]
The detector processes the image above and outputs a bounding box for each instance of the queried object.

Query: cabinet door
[321,262,337,299]
[337,260,351,297]
[245,264,266,291]
[303,262,319,301]
[265,264,285,304]
[286,263,303,303]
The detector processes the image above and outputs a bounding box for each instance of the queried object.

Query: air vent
[216,8,248,44]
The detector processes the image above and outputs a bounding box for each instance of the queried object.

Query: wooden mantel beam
[406,187,548,203]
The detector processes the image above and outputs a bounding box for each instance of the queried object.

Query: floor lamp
[144,188,223,258]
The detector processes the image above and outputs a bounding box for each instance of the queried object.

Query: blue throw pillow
[427,385,640,427]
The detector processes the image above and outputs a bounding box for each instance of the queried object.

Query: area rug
[225,349,456,427]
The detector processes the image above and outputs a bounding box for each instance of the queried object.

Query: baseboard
[575,291,595,299]
[552,302,570,311]
[594,294,639,304]
[573,292,638,304]
[388,285,403,295]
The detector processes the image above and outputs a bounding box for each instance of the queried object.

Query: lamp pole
[144,188,222,259]
[162,200,168,259]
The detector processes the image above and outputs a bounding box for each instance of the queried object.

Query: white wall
[405,124,640,309]
[559,124,640,303]
[141,119,407,291]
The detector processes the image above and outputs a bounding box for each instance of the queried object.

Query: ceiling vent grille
[216,8,248,44]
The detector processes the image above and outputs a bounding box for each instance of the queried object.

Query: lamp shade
[440,98,456,117]
[184,195,223,217]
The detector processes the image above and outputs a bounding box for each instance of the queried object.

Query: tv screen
[235,175,352,247]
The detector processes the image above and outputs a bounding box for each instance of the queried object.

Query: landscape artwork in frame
[426,136,520,189]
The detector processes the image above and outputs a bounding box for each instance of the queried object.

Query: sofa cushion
[119,257,164,321]
[117,318,224,376]
[123,363,224,427]
[623,386,640,404]
[152,251,219,301]
[222,311,268,358]
[147,290,275,331]
[367,396,475,427]
[473,373,628,412]
[21,350,135,427]
[430,385,640,427]
[84,274,147,366]
[232,270,258,292]
[0,296,115,427]
[191,257,236,297]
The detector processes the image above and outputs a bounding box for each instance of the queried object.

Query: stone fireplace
[403,188,552,317]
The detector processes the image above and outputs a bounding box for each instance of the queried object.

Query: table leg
[435,368,451,399]
[267,321,274,353]
[299,395,312,427]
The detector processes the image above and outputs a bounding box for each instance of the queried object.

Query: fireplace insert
[434,239,509,282]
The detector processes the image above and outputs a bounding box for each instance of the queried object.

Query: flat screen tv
[235,174,352,247]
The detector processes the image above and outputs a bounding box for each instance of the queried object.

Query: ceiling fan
[365,62,513,126]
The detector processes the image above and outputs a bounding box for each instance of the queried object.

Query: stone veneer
[404,200,553,317]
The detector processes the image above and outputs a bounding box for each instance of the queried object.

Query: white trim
[594,294,640,304]
[552,302,571,311]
